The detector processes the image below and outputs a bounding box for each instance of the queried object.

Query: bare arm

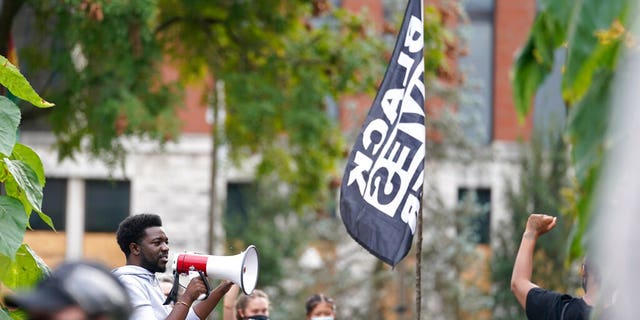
[193,280,234,319]
[166,277,208,320]
[222,285,240,320]
[510,214,557,309]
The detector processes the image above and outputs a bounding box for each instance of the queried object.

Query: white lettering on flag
[339,0,425,266]
[345,13,425,233]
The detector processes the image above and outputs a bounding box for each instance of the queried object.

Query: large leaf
[565,71,613,259]
[4,177,31,216]
[511,39,552,120]
[531,0,574,63]
[0,97,21,157]
[1,244,49,290]
[0,309,15,320]
[3,159,43,214]
[568,163,600,260]
[2,309,27,320]
[514,0,635,261]
[2,178,50,232]
[2,160,54,230]
[511,1,573,119]
[562,0,629,104]
[0,253,10,281]
[566,71,612,184]
[0,196,27,258]
[10,144,45,186]
[538,0,579,22]
[0,55,54,108]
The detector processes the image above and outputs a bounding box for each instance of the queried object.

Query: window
[28,178,130,232]
[458,187,491,244]
[383,0,405,23]
[225,182,257,236]
[225,182,255,219]
[84,179,130,232]
[29,178,67,230]
[459,2,495,145]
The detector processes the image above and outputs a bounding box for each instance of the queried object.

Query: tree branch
[0,0,25,56]
[154,16,182,35]
[154,15,224,35]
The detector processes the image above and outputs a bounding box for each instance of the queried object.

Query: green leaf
[511,3,572,119]
[2,162,53,230]
[4,177,31,214]
[564,71,612,260]
[0,97,21,157]
[0,253,10,281]
[2,177,42,231]
[562,0,628,104]
[0,309,12,320]
[566,71,612,184]
[0,196,27,258]
[33,211,55,232]
[568,161,600,260]
[2,309,28,320]
[538,0,578,24]
[1,244,49,290]
[10,144,45,186]
[0,55,54,108]
[511,39,551,120]
[3,159,43,214]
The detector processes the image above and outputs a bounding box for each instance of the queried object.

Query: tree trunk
[0,0,24,56]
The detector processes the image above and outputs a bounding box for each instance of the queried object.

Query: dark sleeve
[525,287,568,320]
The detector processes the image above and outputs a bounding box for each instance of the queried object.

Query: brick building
[15,0,557,318]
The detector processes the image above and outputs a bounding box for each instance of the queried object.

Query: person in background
[511,213,611,319]
[222,285,270,320]
[305,293,336,320]
[5,260,132,320]
[113,213,233,320]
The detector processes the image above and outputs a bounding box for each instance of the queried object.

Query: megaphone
[172,245,259,295]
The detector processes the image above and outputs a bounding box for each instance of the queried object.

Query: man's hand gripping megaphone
[163,263,211,305]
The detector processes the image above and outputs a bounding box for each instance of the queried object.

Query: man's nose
[161,242,169,251]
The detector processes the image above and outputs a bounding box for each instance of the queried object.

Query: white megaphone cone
[172,245,259,295]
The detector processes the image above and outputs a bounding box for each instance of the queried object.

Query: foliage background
[490,135,580,320]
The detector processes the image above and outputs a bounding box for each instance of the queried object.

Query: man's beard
[141,253,166,273]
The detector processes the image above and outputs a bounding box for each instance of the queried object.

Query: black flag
[339,0,425,266]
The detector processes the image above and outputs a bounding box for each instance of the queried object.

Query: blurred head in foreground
[6,260,131,320]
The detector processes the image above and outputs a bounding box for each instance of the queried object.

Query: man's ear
[129,242,141,256]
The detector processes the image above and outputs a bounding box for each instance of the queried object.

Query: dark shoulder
[526,287,570,305]
[562,298,592,320]
[526,288,578,319]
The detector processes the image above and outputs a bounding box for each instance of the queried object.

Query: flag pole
[416,1,424,319]
[415,203,423,320]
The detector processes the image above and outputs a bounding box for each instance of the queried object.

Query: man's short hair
[116,213,163,256]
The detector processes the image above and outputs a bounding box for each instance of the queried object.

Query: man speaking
[113,213,233,319]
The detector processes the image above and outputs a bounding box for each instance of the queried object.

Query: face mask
[311,317,334,320]
[246,316,269,320]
